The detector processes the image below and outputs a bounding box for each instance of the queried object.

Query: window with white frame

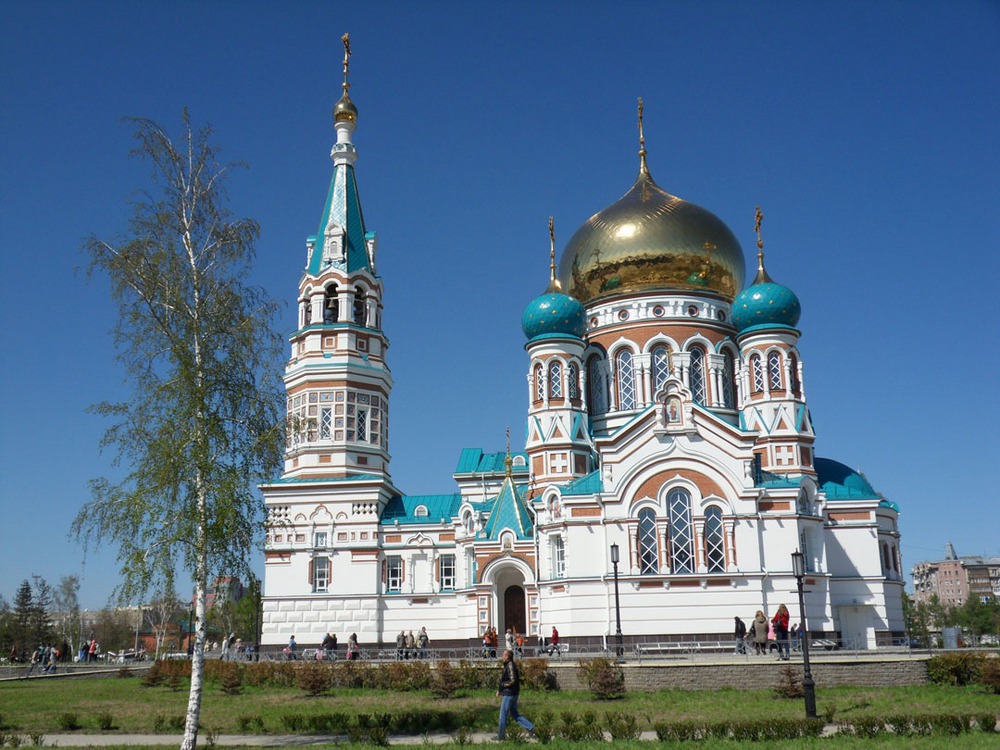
[320,407,333,439]
[751,354,764,393]
[548,360,563,398]
[688,348,706,405]
[567,362,580,399]
[386,555,403,592]
[466,548,477,586]
[312,557,330,593]
[704,507,725,573]
[440,554,456,590]
[313,531,328,548]
[721,350,736,408]
[587,356,608,415]
[789,353,801,396]
[534,363,544,401]
[668,488,694,574]
[651,345,671,394]
[637,508,658,575]
[616,350,636,410]
[768,351,783,390]
[551,536,566,579]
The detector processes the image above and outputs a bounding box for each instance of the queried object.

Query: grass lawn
[0,673,996,739]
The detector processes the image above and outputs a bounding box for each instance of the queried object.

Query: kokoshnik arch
[260,38,905,651]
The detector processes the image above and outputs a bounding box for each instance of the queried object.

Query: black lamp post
[791,550,817,719]
[610,543,624,659]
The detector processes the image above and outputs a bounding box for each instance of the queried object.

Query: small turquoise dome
[522,291,585,340]
[733,280,801,332]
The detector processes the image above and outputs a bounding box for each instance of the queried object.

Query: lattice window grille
[549,361,563,398]
[689,348,706,405]
[651,346,671,393]
[668,489,695,574]
[768,352,783,390]
[617,350,636,410]
[705,507,725,573]
[567,363,579,399]
[721,351,736,408]
[752,355,765,392]
[534,365,544,401]
[357,409,368,443]
[588,358,608,415]
[637,509,658,575]
[320,408,333,439]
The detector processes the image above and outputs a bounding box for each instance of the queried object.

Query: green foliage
[296,663,332,696]
[603,711,640,740]
[976,712,997,732]
[979,656,1000,693]
[57,714,80,732]
[927,651,986,685]
[95,712,115,731]
[217,661,243,695]
[518,658,556,690]
[429,659,463,698]
[531,710,555,744]
[772,666,804,698]
[577,656,626,700]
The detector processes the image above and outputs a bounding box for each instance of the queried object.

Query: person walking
[496,649,534,740]
[546,626,560,656]
[772,604,790,660]
[750,611,769,655]
[733,616,747,654]
[417,626,430,658]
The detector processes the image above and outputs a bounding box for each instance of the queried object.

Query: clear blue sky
[2,1,997,610]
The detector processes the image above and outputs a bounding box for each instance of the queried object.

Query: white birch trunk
[181,498,208,750]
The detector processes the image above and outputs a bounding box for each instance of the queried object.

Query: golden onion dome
[557,168,746,303]
[333,91,357,124]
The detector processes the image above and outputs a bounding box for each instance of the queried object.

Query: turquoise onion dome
[733,250,801,332]
[524,217,586,340]
[522,290,585,340]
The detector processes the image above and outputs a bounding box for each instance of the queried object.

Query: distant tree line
[905,592,1000,647]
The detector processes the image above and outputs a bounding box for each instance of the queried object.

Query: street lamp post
[610,543,624,659]
[791,550,817,719]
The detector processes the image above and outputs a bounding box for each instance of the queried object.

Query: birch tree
[73,111,284,750]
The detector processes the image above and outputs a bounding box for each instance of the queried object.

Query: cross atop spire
[752,205,774,284]
[638,97,649,175]
[341,33,352,95]
[545,216,562,293]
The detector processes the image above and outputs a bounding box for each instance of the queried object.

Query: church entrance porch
[482,557,537,642]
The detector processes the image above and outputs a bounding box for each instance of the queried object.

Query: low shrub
[532,710,556,745]
[429,659,463,698]
[96,711,115,731]
[773,666,803,699]
[152,715,166,733]
[654,720,703,741]
[977,712,997,732]
[57,713,80,732]
[167,715,186,731]
[217,662,243,695]
[928,713,970,735]
[979,657,1000,694]
[844,716,884,738]
[927,652,985,686]
[604,711,640,740]
[577,657,625,700]
[297,663,332,696]
[280,714,304,732]
[519,658,556,691]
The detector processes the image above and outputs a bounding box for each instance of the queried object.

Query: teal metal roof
[381,493,462,524]
[306,163,372,277]
[482,476,534,540]
[264,474,383,485]
[454,448,529,475]
[815,457,882,500]
[559,470,604,496]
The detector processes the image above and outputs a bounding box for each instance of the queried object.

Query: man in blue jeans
[496,648,534,740]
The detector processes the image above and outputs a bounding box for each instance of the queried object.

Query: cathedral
[260,40,906,652]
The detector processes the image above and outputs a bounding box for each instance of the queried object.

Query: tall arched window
[616,350,636,410]
[651,345,671,395]
[353,288,366,325]
[587,356,608,416]
[789,353,801,396]
[548,360,563,398]
[667,488,694,574]
[324,285,339,323]
[637,509,658,575]
[704,507,725,573]
[751,354,764,393]
[534,363,544,402]
[688,347,706,405]
[567,362,580,400]
[721,350,736,409]
[768,351,783,390]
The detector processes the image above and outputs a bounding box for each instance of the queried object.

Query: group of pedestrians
[25,644,61,676]
[734,604,798,660]
[220,633,256,661]
[394,626,430,659]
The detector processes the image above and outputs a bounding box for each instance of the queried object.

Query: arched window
[751,354,764,393]
[721,350,736,409]
[463,511,474,535]
[534,363,544,402]
[799,531,812,573]
[651,345,671,395]
[768,351,783,390]
[882,543,890,572]
[688,347,706,405]
[667,488,694,574]
[616,350,636,410]
[567,362,580,400]
[587,356,608,416]
[704,507,725,573]
[353,288,366,326]
[548,360,563,399]
[551,536,565,579]
[324,285,339,323]
[789,353,801,396]
[637,508,658,575]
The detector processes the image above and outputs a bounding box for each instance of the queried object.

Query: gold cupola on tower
[557,99,745,303]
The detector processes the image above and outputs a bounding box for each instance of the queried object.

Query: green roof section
[306,163,372,277]
[815,457,883,501]
[559,470,604,496]
[454,448,529,475]
[381,493,462,525]
[482,475,534,540]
